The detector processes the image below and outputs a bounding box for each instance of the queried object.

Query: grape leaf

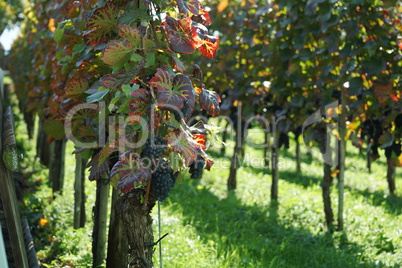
[198,149,214,170]
[149,68,196,111]
[87,150,110,181]
[193,23,219,59]
[65,77,89,97]
[198,37,220,59]
[167,131,199,166]
[199,89,221,117]
[163,16,200,54]
[177,0,200,15]
[110,151,151,193]
[43,119,65,140]
[373,81,399,106]
[102,71,136,88]
[102,40,134,65]
[118,25,142,48]
[87,88,110,103]
[129,88,152,124]
[191,7,212,26]
[193,134,206,150]
[84,1,119,46]
[99,139,120,168]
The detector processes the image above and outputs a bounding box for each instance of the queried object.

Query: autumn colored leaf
[192,22,219,59]
[373,82,399,106]
[102,71,137,89]
[110,151,151,193]
[118,25,142,47]
[163,16,200,54]
[167,131,200,166]
[149,68,196,111]
[199,89,221,117]
[129,88,152,124]
[177,0,200,15]
[193,134,206,150]
[65,77,89,97]
[198,37,220,59]
[192,7,212,26]
[102,40,134,65]
[84,1,119,46]
[87,151,110,181]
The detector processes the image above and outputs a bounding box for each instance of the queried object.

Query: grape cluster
[189,156,205,179]
[278,133,289,149]
[151,160,177,202]
[384,142,401,159]
[141,136,167,159]
[173,100,190,122]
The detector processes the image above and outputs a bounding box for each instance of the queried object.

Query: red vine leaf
[193,134,206,150]
[198,149,214,170]
[149,68,196,111]
[191,7,212,26]
[110,151,151,193]
[198,37,220,59]
[193,23,219,59]
[84,1,119,46]
[199,89,221,117]
[162,16,200,54]
[177,0,200,15]
[129,88,152,124]
[102,40,134,65]
[65,77,89,97]
[167,131,199,166]
[373,81,399,106]
[87,151,110,181]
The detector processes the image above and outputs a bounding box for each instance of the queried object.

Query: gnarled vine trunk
[386,162,396,195]
[117,189,156,268]
[322,162,334,227]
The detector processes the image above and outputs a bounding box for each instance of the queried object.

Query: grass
[10,99,402,267]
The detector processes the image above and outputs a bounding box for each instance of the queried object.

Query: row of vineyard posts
[9,0,220,267]
[6,0,402,265]
[192,0,402,230]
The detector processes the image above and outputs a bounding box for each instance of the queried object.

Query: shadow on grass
[346,186,402,216]
[167,180,374,267]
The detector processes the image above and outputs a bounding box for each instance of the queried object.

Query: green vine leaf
[87,88,110,103]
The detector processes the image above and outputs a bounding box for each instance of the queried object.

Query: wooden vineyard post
[263,129,270,167]
[386,162,396,195]
[107,189,128,268]
[295,135,301,173]
[271,129,279,201]
[337,89,346,230]
[92,174,110,267]
[74,155,87,229]
[0,73,28,267]
[48,139,66,195]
